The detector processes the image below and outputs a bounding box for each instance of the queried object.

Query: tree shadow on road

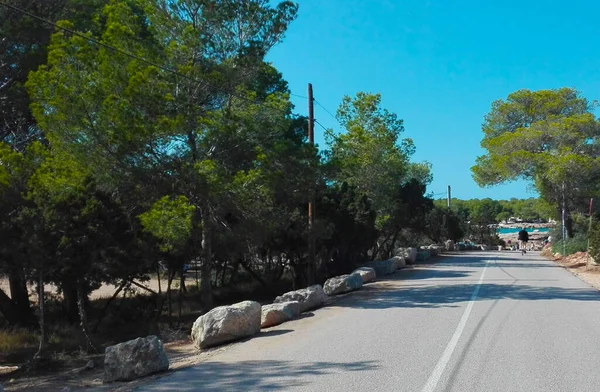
[142,359,379,391]
[327,253,600,310]
[332,282,600,310]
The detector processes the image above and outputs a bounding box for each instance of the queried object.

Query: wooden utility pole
[447,185,452,209]
[307,83,316,285]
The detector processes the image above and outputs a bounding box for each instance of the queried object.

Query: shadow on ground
[140,359,379,391]
[328,253,600,310]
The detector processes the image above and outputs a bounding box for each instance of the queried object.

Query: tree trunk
[8,269,33,320]
[177,278,183,326]
[179,264,187,294]
[240,258,270,289]
[76,279,98,353]
[93,279,130,333]
[33,269,46,361]
[157,265,162,294]
[386,229,400,259]
[565,214,574,239]
[0,288,36,327]
[166,268,176,325]
[200,209,213,310]
[62,280,79,323]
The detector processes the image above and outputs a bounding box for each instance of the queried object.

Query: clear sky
[265,0,600,200]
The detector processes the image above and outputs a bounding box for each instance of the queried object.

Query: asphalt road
[140,251,600,392]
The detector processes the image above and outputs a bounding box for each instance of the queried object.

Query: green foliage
[326,92,418,211]
[426,206,463,243]
[1,0,441,353]
[588,221,600,263]
[139,196,195,253]
[472,88,600,237]
[552,233,588,256]
[0,328,38,353]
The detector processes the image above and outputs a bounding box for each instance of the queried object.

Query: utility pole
[447,185,452,209]
[307,83,316,285]
[587,198,593,265]
[562,182,566,257]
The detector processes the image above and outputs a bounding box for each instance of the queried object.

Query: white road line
[421,260,490,392]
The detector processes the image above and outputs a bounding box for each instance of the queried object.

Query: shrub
[0,329,38,354]
[588,221,600,263]
[552,233,588,256]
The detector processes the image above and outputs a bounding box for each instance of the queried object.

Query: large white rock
[445,240,455,251]
[274,285,327,313]
[352,267,376,283]
[428,245,441,256]
[393,255,406,269]
[191,300,261,349]
[261,301,300,328]
[324,274,363,296]
[365,258,397,276]
[104,335,169,382]
[398,248,418,264]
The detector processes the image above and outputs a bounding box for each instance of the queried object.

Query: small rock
[324,274,363,296]
[261,301,300,328]
[85,360,95,369]
[352,267,376,283]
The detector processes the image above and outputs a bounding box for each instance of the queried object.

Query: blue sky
[266,0,600,200]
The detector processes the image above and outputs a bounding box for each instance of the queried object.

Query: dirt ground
[0,338,205,391]
[543,248,600,291]
[0,278,172,302]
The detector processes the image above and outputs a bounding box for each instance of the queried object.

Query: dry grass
[0,329,38,354]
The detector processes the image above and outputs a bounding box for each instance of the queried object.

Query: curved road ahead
[141,251,600,392]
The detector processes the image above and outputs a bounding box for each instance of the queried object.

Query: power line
[314,99,337,121]
[290,93,308,99]
[0,0,300,117]
[314,119,328,132]
[0,0,187,80]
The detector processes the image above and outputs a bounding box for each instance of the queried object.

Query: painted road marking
[421,260,490,392]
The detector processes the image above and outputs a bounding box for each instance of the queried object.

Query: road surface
[140,251,600,391]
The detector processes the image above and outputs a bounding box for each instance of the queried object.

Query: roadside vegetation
[2,0,600,382]
[472,88,600,257]
[0,0,460,372]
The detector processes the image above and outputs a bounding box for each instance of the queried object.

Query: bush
[588,221,600,263]
[0,328,38,354]
[552,233,588,256]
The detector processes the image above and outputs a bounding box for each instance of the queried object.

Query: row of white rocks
[103,246,435,383]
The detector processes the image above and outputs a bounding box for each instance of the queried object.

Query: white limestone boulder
[393,255,406,269]
[324,274,363,296]
[274,285,327,313]
[260,301,300,328]
[104,336,169,382]
[352,267,376,283]
[365,258,397,276]
[191,300,261,349]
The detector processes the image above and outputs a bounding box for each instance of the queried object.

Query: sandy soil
[0,278,173,302]
[541,247,600,291]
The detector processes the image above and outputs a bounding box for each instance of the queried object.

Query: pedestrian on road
[518,228,529,255]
